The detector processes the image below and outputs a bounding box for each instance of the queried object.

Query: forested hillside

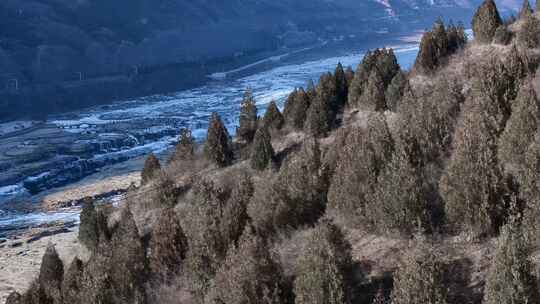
[7,0,540,303]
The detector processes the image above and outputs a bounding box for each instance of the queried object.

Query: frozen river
[0,33,421,236]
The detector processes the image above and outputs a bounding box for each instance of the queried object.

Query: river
[0,32,422,237]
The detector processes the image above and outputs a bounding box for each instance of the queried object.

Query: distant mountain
[0,0,516,120]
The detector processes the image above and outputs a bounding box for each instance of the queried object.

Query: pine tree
[358,70,386,111]
[141,153,161,185]
[518,13,540,48]
[519,0,533,20]
[519,132,540,244]
[294,220,354,304]
[39,245,64,304]
[262,101,285,132]
[62,258,84,304]
[498,80,540,170]
[305,74,336,137]
[5,292,21,304]
[283,88,310,129]
[109,208,147,304]
[79,199,99,251]
[169,128,195,163]
[493,25,512,45]
[210,227,286,304]
[149,208,188,281]
[250,127,274,171]
[432,19,449,59]
[237,89,258,143]
[371,147,427,234]
[327,114,394,227]
[204,112,233,167]
[483,217,539,304]
[472,0,503,44]
[154,172,177,208]
[345,66,355,90]
[335,62,348,107]
[385,71,408,111]
[415,31,437,73]
[439,100,506,235]
[447,21,468,51]
[391,237,448,304]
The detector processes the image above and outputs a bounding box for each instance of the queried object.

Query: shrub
[38,245,64,304]
[483,218,539,304]
[498,80,540,171]
[390,237,448,304]
[250,127,274,171]
[141,153,161,185]
[149,208,188,281]
[209,227,287,304]
[327,114,394,227]
[237,89,258,143]
[439,100,507,235]
[204,112,233,167]
[472,0,503,44]
[79,199,99,251]
[294,220,354,304]
[169,128,195,163]
[283,88,310,129]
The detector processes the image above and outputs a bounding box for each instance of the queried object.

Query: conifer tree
[62,258,84,304]
[141,153,161,185]
[483,217,539,304]
[294,220,354,304]
[211,227,286,304]
[432,19,449,59]
[440,101,506,235]
[345,66,355,90]
[250,127,274,171]
[305,73,336,137]
[262,101,285,132]
[415,31,438,73]
[39,245,64,304]
[493,26,512,45]
[5,292,21,304]
[358,70,386,111]
[447,21,468,51]
[498,80,540,170]
[472,0,503,44]
[519,0,533,20]
[519,132,540,244]
[149,208,188,281]
[237,89,258,143]
[335,62,348,107]
[385,71,408,111]
[518,13,540,48]
[327,114,394,227]
[391,237,448,304]
[79,198,99,251]
[283,88,310,129]
[169,128,195,163]
[109,208,147,303]
[204,112,233,167]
